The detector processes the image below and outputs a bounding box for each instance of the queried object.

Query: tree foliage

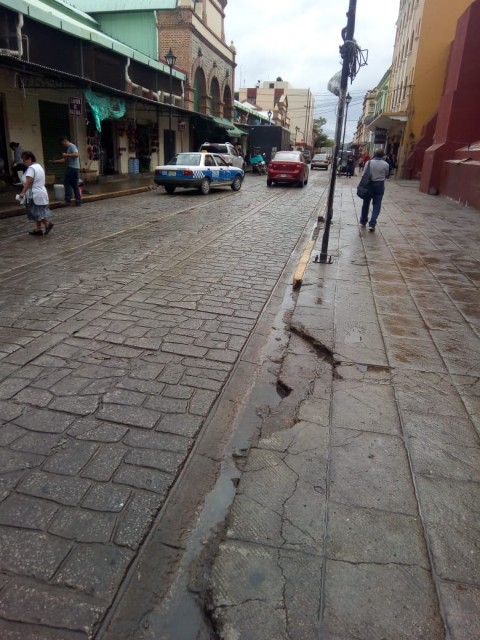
[313,116,334,149]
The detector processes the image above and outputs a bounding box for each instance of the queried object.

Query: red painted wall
[420,0,480,206]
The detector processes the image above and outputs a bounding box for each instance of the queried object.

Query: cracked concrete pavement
[207,180,480,639]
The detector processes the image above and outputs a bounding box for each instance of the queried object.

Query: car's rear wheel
[298,176,304,188]
[267,178,273,187]
[231,176,242,191]
[199,178,210,195]
[164,186,176,194]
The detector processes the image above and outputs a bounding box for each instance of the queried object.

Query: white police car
[154,152,244,195]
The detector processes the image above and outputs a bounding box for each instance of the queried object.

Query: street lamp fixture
[267,109,272,125]
[165,48,177,162]
[295,126,300,144]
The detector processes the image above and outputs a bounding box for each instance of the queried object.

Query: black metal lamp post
[341,93,352,155]
[268,109,272,125]
[319,0,357,263]
[165,48,176,161]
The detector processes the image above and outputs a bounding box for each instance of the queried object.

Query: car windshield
[201,144,228,154]
[314,154,327,160]
[272,152,300,162]
[168,153,201,166]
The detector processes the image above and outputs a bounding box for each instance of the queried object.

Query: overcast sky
[225,0,400,140]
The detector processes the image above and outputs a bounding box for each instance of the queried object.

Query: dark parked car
[302,149,312,164]
[267,151,309,188]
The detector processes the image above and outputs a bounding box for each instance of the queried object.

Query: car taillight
[295,163,303,170]
[183,170,193,175]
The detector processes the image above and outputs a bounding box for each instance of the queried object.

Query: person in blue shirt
[51,136,82,206]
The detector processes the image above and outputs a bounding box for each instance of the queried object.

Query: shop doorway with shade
[38,100,70,183]
[99,120,118,175]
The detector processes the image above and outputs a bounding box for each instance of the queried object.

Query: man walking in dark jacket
[359,148,390,231]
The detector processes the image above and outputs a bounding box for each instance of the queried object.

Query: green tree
[313,116,334,149]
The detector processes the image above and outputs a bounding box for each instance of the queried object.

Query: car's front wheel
[231,176,242,191]
[199,178,210,195]
[164,186,176,194]
[267,178,273,187]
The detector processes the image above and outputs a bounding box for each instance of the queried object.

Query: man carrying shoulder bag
[357,148,390,231]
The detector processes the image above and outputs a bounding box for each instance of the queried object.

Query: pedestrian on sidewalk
[346,155,355,178]
[50,136,82,207]
[359,148,390,231]
[16,151,53,236]
[9,142,26,185]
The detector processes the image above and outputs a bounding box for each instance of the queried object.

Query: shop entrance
[100,120,117,175]
[39,100,70,182]
[164,129,176,164]
[136,124,151,172]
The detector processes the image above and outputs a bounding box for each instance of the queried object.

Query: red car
[267,150,309,188]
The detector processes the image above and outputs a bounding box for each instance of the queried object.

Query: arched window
[210,77,220,116]
[223,84,232,119]
[194,67,207,113]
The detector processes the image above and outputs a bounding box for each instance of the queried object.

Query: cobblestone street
[0,174,326,639]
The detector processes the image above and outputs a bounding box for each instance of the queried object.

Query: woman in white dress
[17,150,53,236]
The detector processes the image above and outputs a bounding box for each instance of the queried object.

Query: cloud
[226,0,399,139]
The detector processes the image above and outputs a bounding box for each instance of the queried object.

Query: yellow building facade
[371,0,475,177]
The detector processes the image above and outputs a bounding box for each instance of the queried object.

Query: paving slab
[208,180,480,639]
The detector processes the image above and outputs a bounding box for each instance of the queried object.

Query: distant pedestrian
[386,152,396,176]
[51,136,82,206]
[16,151,53,236]
[10,142,26,185]
[346,155,355,178]
[359,148,390,231]
[359,152,371,173]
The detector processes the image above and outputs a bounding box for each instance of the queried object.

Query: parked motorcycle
[250,153,267,175]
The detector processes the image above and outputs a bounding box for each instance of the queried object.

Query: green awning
[208,116,247,137]
[210,116,235,130]
[228,125,247,137]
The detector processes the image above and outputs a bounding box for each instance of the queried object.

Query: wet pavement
[0,173,326,639]
[1,171,480,638]
[205,179,480,638]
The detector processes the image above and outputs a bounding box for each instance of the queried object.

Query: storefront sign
[16,74,67,89]
[69,96,82,117]
[374,127,387,144]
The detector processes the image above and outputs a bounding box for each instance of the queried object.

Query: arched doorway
[223,84,233,120]
[193,67,207,114]
[210,78,221,116]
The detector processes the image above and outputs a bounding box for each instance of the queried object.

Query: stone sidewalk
[207,181,480,639]
[0,173,155,219]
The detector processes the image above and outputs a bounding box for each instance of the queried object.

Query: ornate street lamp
[267,109,272,125]
[165,48,177,161]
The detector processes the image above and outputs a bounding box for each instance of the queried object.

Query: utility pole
[319,0,357,263]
